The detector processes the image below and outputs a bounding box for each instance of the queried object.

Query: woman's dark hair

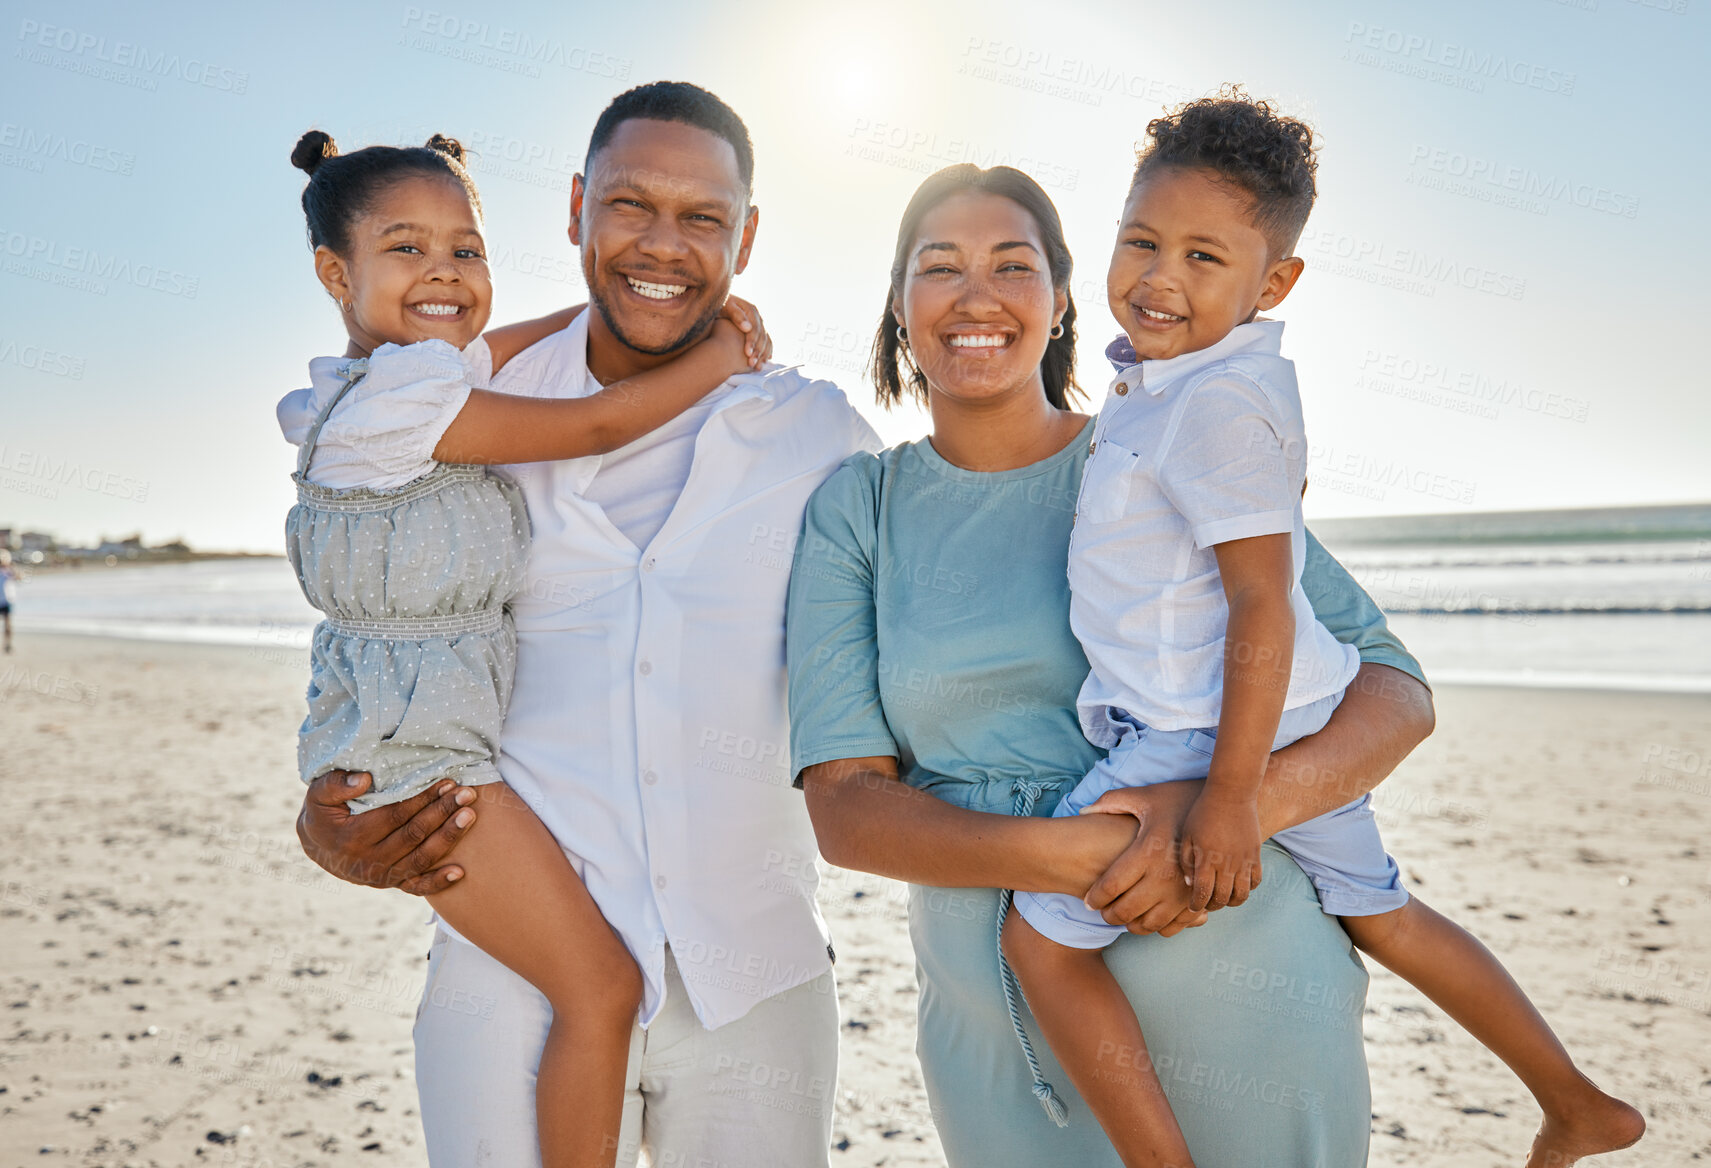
[290,130,483,255]
[1130,85,1318,258]
[869,164,1079,411]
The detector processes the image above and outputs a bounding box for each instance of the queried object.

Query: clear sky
[3,0,1706,551]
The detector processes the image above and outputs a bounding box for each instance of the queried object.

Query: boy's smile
[1106,166,1303,363]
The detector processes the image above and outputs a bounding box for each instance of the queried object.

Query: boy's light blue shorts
[1014,689,1409,950]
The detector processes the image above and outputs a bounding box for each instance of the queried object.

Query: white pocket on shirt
[1076,439,1142,526]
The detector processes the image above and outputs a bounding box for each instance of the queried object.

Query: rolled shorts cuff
[1314,884,1412,918]
[1012,889,1127,950]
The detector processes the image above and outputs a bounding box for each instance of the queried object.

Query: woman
[787,165,1435,1165]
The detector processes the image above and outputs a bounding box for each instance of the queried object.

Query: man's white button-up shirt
[480,311,880,1029]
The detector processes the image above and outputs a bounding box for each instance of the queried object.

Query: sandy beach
[2,632,1707,1166]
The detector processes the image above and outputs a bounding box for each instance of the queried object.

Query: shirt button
[638,661,652,676]
[1088,440,1096,455]
[655,876,668,889]
[643,769,658,785]
[1116,383,1129,396]
[643,557,656,571]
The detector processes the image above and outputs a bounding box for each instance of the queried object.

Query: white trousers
[413,930,840,1167]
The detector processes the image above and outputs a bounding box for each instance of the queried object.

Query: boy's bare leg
[1001,910,1196,1168]
[1343,899,1644,1167]
[426,782,642,1168]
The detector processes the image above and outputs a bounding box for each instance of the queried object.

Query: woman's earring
[340,298,353,314]
[895,325,908,348]
[1050,322,1065,339]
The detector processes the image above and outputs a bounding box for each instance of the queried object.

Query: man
[296,81,879,1166]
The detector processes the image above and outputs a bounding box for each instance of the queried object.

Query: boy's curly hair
[1131,85,1318,258]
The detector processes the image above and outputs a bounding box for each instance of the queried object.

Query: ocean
[1316,503,1711,691]
[10,511,1711,693]
[1336,541,1711,691]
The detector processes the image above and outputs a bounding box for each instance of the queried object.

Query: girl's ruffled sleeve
[313,338,488,488]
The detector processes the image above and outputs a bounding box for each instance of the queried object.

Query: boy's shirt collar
[1106,317,1286,395]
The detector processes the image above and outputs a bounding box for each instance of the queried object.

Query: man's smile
[624,275,691,302]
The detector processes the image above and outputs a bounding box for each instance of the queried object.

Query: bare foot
[1525,1081,1645,1168]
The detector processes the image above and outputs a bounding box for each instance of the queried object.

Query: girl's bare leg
[1344,899,1644,1167]
[1001,910,1196,1168]
[426,782,642,1168]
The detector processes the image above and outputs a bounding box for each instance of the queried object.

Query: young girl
[278,130,772,1168]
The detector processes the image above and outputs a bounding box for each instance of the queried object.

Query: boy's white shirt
[1070,318,1359,745]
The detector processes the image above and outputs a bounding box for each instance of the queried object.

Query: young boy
[1000,89,1644,1168]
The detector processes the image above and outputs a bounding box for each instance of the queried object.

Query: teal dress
[786,421,1427,1168]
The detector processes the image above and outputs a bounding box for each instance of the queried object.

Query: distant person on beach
[0,550,15,653]
[994,91,1643,1168]
[293,83,881,1167]
[279,125,773,1168]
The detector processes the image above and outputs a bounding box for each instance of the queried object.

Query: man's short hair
[585,81,755,196]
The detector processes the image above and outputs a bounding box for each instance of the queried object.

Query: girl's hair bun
[294,132,483,255]
[292,130,337,175]
[425,133,466,164]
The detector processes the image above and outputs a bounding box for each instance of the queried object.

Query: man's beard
[588,277,724,357]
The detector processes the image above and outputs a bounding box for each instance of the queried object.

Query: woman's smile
[943,328,1016,355]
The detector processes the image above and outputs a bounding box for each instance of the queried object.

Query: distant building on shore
[0,527,224,567]
[6,531,59,560]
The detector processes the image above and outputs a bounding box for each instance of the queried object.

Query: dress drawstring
[997,778,1070,1127]
[293,360,368,484]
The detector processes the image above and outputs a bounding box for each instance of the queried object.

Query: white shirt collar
[551,309,784,404]
[497,309,792,494]
[1113,318,1286,397]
